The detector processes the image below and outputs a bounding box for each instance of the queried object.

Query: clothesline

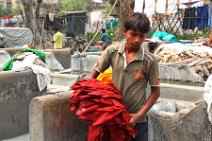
[134,0,210,16]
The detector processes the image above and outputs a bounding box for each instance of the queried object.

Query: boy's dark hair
[53,27,58,31]
[124,12,150,33]
[101,28,106,33]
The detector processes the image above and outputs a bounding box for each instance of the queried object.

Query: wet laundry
[70,79,136,141]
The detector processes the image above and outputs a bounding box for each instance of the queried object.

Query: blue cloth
[132,122,148,141]
[196,5,209,30]
[152,31,179,42]
[208,3,212,27]
[182,8,196,30]
[101,33,111,43]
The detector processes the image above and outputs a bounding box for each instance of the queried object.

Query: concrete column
[29,92,87,141]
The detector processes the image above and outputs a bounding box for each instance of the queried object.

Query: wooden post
[165,0,168,15]
[39,17,45,49]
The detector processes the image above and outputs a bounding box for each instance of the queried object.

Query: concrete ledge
[29,92,87,141]
[50,73,79,87]
[2,48,28,56]
[148,99,212,141]
[160,83,204,102]
[159,64,205,83]
[2,48,71,70]
[44,48,71,69]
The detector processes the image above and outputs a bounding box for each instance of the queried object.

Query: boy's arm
[88,69,100,79]
[128,86,160,127]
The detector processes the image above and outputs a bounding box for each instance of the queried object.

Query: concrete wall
[159,64,205,83]
[29,92,87,141]
[50,73,79,87]
[159,83,204,102]
[148,99,212,141]
[44,48,71,69]
[71,52,101,74]
[29,84,208,141]
[0,70,46,140]
[2,48,27,56]
[2,48,71,70]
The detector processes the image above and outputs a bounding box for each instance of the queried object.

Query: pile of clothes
[3,48,51,91]
[70,79,136,141]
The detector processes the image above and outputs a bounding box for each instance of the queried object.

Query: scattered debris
[154,43,212,80]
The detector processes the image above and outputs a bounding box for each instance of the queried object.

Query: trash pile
[154,43,212,80]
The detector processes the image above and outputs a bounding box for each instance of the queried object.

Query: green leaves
[60,0,88,12]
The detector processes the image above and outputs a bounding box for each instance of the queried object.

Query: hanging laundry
[156,0,166,14]
[195,5,209,30]
[97,68,112,84]
[48,13,55,22]
[208,2,212,27]
[144,0,155,15]
[167,0,178,14]
[70,79,136,141]
[134,0,144,13]
[182,7,196,30]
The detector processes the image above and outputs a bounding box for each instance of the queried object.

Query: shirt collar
[118,41,145,61]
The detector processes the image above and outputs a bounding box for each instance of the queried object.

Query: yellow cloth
[97,68,112,84]
[53,31,63,49]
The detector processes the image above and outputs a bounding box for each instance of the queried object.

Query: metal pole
[82,0,118,53]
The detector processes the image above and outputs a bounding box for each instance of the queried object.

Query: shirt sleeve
[94,48,111,73]
[147,60,160,87]
[54,33,60,42]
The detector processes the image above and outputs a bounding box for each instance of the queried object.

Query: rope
[82,0,118,53]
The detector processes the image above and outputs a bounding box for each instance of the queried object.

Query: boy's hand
[128,114,140,127]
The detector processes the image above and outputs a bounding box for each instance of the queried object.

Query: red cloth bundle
[70,79,136,141]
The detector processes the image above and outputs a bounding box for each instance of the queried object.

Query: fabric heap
[70,79,136,141]
[97,68,112,84]
[2,48,50,91]
[0,27,33,47]
[3,48,46,71]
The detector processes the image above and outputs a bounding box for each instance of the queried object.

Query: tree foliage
[0,8,12,16]
[60,0,88,12]
[108,0,134,40]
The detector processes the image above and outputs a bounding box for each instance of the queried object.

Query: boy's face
[124,29,146,50]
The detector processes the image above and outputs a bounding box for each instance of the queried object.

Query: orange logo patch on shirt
[133,70,144,80]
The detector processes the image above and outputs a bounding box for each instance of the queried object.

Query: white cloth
[178,0,203,9]
[144,0,155,16]
[31,65,51,92]
[203,75,212,123]
[156,0,166,14]
[12,53,51,92]
[134,0,178,15]
[167,0,178,14]
[134,0,144,13]
[48,13,55,22]
[12,53,38,71]
[92,0,103,3]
